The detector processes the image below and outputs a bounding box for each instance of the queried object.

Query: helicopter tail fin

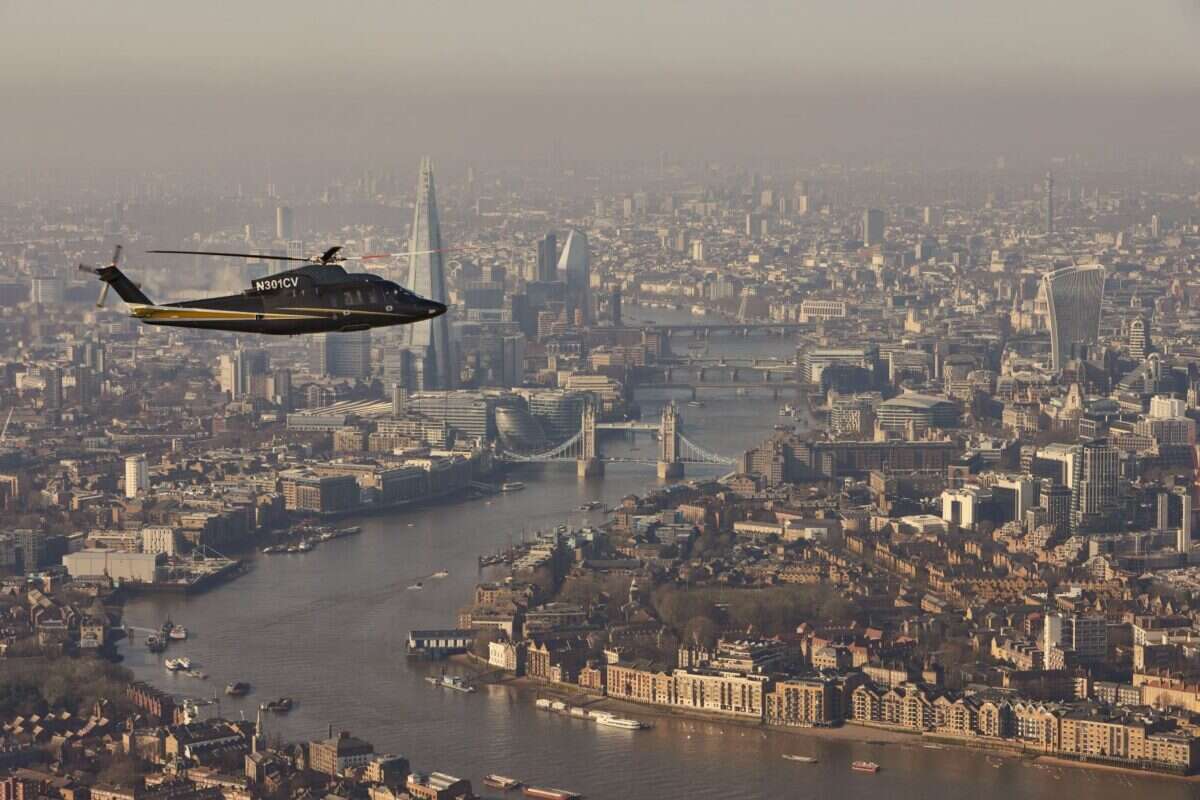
[78,245,152,307]
[92,265,152,306]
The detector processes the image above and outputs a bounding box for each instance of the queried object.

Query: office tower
[557,228,590,324]
[31,276,64,305]
[745,213,762,239]
[690,239,705,262]
[1040,480,1072,535]
[536,233,558,282]
[1180,492,1194,554]
[1044,172,1054,235]
[125,454,149,498]
[218,347,268,400]
[1073,440,1121,532]
[1150,213,1161,239]
[402,157,454,389]
[392,384,408,416]
[1043,264,1105,371]
[1129,317,1149,361]
[500,335,525,387]
[276,206,294,240]
[1042,612,1063,656]
[609,287,622,326]
[315,331,372,379]
[42,366,63,410]
[72,366,95,407]
[863,209,885,247]
[272,368,293,410]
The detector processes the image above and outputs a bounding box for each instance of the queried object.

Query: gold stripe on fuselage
[275,307,408,318]
[129,305,322,321]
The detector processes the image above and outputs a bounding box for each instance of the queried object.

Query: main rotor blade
[352,248,450,260]
[147,249,313,262]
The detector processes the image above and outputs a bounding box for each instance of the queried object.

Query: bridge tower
[657,402,684,479]
[577,402,604,477]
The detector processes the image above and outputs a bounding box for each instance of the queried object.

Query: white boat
[430,570,450,579]
[168,626,188,640]
[176,657,191,670]
[407,582,423,591]
[782,754,818,763]
[425,674,476,693]
[165,658,183,671]
[535,698,553,709]
[592,711,644,730]
[501,481,526,492]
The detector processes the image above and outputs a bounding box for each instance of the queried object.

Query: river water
[118,312,1192,799]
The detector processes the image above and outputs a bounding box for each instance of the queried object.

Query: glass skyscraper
[401,157,454,389]
[1042,264,1105,371]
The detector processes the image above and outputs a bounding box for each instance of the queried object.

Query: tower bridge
[504,402,735,478]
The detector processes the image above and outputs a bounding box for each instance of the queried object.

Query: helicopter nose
[424,300,447,317]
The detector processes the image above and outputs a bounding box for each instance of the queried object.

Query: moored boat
[591,711,644,730]
[260,697,294,712]
[501,481,526,492]
[225,682,251,697]
[169,626,188,640]
[851,761,880,773]
[782,754,818,763]
[483,775,521,790]
[521,787,579,800]
[425,674,476,693]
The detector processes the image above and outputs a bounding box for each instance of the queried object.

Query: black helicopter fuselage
[101,263,446,335]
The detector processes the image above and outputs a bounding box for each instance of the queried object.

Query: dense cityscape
[6,3,1200,799]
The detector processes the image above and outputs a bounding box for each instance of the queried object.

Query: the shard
[557,228,591,324]
[399,157,454,389]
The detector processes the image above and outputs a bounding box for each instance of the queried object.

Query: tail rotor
[78,244,124,307]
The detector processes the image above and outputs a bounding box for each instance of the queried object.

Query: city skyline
[6,5,1200,800]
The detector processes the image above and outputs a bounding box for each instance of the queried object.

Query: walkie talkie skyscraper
[1043,264,1105,372]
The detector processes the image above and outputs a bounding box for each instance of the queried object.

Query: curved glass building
[1042,264,1105,372]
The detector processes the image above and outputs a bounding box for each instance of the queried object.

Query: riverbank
[453,655,915,746]
[451,655,1200,782]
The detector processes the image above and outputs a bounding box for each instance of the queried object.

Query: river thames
[118,311,1194,799]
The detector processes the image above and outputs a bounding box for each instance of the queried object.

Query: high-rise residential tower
[1043,264,1105,371]
[401,157,454,389]
[557,228,590,324]
[125,454,149,499]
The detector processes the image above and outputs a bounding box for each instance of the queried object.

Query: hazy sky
[4,1,1200,170]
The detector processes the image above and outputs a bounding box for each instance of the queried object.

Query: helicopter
[78,244,446,335]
